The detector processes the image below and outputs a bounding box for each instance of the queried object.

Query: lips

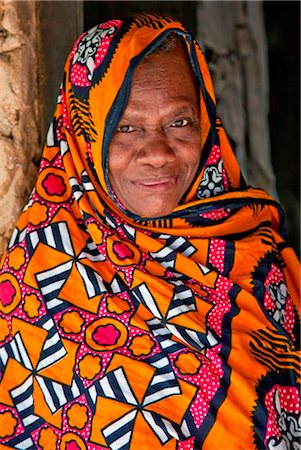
[133,176,178,190]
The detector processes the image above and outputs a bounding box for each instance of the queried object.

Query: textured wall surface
[0,0,39,254]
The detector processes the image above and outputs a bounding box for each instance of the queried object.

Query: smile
[134,176,178,190]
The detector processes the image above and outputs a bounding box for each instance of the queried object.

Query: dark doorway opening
[263,1,300,253]
[84,1,197,34]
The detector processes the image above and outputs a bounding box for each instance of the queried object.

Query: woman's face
[108,45,201,218]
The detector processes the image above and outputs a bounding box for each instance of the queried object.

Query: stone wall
[0,0,39,254]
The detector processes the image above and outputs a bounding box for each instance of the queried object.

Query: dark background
[264,2,300,254]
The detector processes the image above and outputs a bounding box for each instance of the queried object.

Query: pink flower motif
[0,280,16,306]
[93,324,120,346]
[65,441,81,450]
[42,173,66,196]
[113,241,134,260]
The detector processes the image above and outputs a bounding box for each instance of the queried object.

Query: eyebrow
[120,98,199,121]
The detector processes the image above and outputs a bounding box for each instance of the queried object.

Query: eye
[170,118,189,128]
[117,125,135,133]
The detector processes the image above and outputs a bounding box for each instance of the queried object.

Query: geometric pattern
[88,354,197,448]
[132,281,218,352]
[1,12,299,450]
[146,317,183,354]
[0,317,82,448]
[150,235,197,269]
[24,220,108,314]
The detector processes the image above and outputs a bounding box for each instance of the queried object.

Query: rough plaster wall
[0,0,39,254]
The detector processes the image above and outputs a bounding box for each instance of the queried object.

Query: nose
[136,131,176,168]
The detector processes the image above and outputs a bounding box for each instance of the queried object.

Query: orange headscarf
[0,14,299,450]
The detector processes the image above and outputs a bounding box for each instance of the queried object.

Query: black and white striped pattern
[11,375,41,430]
[146,317,182,353]
[167,236,197,257]
[120,224,136,241]
[90,367,138,406]
[143,353,180,406]
[27,222,74,257]
[150,236,196,269]
[196,262,211,275]
[109,274,125,294]
[76,261,107,298]
[88,353,187,449]
[9,317,82,417]
[142,412,192,445]
[8,226,27,248]
[36,258,107,303]
[132,283,162,318]
[150,246,176,269]
[1,319,66,380]
[103,409,137,450]
[7,433,36,450]
[69,176,84,201]
[3,332,33,370]
[167,324,218,352]
[0,345,8,375]
[82,170,94,191]
[36,317,67,371]
[132,280,218,352]
[90,354,181,409]
[35,375,81,413]
[167,284,196,321]
[78,240,106,262]
[36,259,73,302]
[133,281,196,322]
[104,210,118,229]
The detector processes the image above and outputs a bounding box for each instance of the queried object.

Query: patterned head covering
[0,14,300,450]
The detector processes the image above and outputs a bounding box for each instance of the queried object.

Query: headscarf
[0,14,299,450]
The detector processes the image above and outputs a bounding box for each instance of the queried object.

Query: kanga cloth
[0,14,300,450]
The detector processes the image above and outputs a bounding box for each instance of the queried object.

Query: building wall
[37,1,83,141]
[0,0,39,254]
[0,0,83,254]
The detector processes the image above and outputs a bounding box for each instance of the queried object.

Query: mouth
[134,176,178,191]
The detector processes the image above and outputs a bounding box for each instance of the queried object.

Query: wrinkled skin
[108,45,201,218]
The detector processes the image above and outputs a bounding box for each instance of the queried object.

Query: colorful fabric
[0,14,300,450]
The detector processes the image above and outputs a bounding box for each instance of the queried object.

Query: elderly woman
[0,14,299,450]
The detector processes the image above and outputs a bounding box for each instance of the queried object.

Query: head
[108,33,202,218]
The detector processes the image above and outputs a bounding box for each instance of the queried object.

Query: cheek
[192,150,202,169]
[108,154,123,192]
[108,146,131,177]
[181,143,202,171]
[178,150,201,189]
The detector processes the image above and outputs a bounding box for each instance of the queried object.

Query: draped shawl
[0,14,300,450]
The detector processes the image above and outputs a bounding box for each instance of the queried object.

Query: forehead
[130,44,199,96]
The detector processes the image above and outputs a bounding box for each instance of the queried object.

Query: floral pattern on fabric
[197,145,230,199]
[0,13,299,450]
[252,252,298,340]
[253,372,300,450]
[71,20,122,88]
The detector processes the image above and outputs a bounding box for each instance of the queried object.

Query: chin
[133,205,175,218]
